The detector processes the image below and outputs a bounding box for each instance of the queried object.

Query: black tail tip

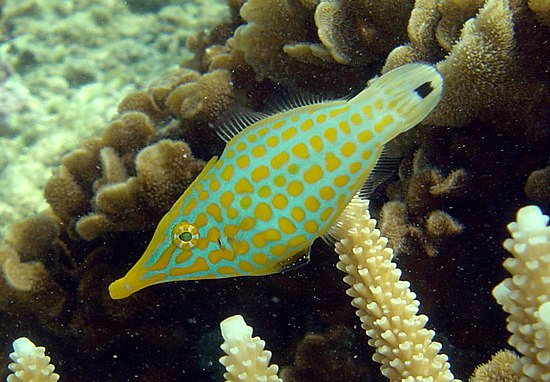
[414,81,435,99]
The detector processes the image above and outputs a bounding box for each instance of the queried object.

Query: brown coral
[470,350,520,382]
[383,0,541,127]
[45,106,207,242]
[45,112,156,228]
[101,111,156,156]
[380,149,466,257]
[218,0,416,93]
[4,211,62,261]
[0,245,47,292]
[525,165,550,206]
[76,139,204,240]
[44,167,90,224]
[431,0,519,126]
[313,0,414,65]
[231,0,317,83]
[436,0,486,53]
[529,0,550,27]
[165,69,235,122]
[118,68,202,122]
[280,327,372,382]
[0,212,67,322]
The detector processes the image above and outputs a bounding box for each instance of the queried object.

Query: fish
[109,63,443,299]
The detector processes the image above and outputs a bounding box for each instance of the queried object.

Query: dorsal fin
[265,89,329,115]
[214,89,347,143]
[213,105,269,143]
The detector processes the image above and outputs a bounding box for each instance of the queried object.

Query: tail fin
[351,63,444,142]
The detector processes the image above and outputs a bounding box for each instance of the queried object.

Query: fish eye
[414,81,434,99]
[179,232,193,242]
[172,221,200,249]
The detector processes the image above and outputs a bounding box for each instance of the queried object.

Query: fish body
[109,63,443,299]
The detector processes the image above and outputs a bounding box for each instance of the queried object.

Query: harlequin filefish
[109,63,443,299]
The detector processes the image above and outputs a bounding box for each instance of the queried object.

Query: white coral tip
[11,337,37,356]
[515,205,549,232]
[220,314,252,343]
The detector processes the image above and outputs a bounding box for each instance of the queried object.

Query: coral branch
[333,197,459,382]
[7,337,60,382]
[219,314,282,382]
[493,205,550,382]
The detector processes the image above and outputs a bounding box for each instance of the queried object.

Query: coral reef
[528,0,550,27]
[0,212,65,316]
[214,204,545,382]
[0,0,229,240]
[73,138,205,240]
[0,245,47,292]
[0,0,548,380]
[165,69,235,123]
[231,0,319,84]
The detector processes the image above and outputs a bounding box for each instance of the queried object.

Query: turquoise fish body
[109,63,443,299]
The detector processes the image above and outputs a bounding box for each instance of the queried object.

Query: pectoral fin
[277,242,312,273]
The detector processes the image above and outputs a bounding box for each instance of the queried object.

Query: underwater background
[0,0,548,381]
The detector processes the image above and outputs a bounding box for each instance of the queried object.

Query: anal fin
[276,243,312,273]
[322,146,401,245]
[359,146,401,199]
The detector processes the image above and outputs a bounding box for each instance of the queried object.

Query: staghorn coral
[212,204,547,382]
[7,337,59,382]
[333,197,459,382]
[493,205,550,382]
[219,314,283,382]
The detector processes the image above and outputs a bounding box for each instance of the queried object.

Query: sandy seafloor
[0,0,229,241]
